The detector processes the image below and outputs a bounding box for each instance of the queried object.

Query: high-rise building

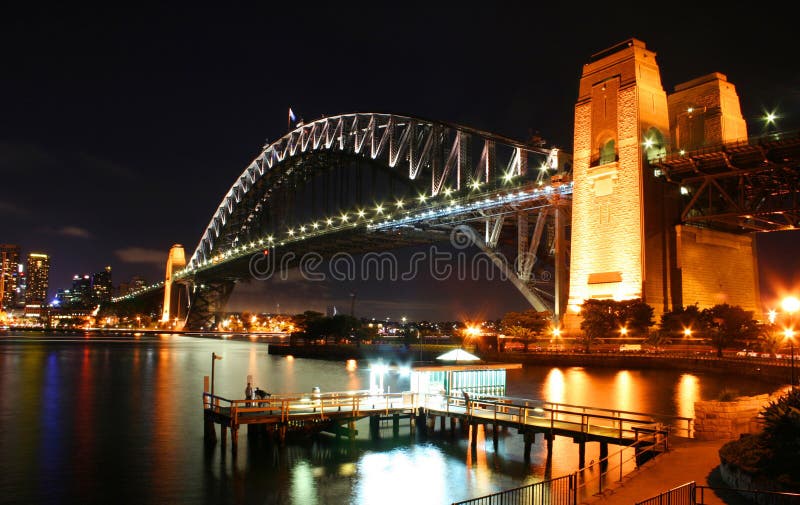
[70,275,93,307]
[91,266,113,305]
[0,244,20,311]
[24,253,50,317]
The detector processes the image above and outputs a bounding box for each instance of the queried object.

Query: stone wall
[693,388,788,441]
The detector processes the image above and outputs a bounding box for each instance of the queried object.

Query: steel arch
[189,113,555,268]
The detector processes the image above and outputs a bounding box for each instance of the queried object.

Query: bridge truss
[652,130,800,232]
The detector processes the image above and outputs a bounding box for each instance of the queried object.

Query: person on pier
[245,382,253,407]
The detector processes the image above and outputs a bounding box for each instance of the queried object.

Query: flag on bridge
[288,107,296,122]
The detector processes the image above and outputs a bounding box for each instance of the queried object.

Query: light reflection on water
[0,332,781,505]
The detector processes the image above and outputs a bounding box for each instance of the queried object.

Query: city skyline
[2,5,799,320]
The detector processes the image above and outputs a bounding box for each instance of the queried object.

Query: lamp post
[211,352,223,400]
[783,329,795,390]
[781,296,799,390]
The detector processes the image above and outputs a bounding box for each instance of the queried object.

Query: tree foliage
[500,309,550,350]
[659,303,707,336]
[579,298,655,351]
[704,303,759,357]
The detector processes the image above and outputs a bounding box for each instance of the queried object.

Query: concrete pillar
[578,440,586,468]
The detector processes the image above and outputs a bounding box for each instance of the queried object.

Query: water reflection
[676,373,699,420]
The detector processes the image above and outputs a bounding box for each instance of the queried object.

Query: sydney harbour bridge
[107,39,800,332]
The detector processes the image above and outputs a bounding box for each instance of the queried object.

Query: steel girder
[184,281,236,331]
[652,130,800,232]
[189,113,559,268]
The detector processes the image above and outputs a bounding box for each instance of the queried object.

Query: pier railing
[203,390,417,423]
[423,393,692,439]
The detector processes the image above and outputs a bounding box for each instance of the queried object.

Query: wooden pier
[202,387,690,464]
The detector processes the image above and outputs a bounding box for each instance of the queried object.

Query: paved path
[583,437,753,505]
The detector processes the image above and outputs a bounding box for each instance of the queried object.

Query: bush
[719,389,800,490]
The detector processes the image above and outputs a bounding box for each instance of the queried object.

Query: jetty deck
[202,389,689,462]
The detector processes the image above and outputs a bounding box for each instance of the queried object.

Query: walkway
[583,437,753,505]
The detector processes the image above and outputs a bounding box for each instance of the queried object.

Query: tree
[659,304,707,337]
[578,298,655,351]
[702,304,759,357]
[500,309,550,351]
[579,299,616,352]
[621,299,655,337]
[757,323,782,356]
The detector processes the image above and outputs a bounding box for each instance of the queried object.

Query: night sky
[2,4,798,320]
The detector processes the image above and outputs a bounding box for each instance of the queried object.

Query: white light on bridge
[312,222,319,229]
[299,225,306,232]
[395,199,404,208]
[288,229,295,236]
[340,213,349,222]
[375,205,383,214]
[357,209,366,218]
[326,218,334,226]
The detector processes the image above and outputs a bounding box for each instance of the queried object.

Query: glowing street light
[683,327,692,338]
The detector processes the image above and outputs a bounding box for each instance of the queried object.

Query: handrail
[696,485,800,504]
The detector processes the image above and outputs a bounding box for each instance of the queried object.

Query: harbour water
[0,332,782,505]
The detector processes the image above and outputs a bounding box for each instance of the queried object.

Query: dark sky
[1,4,798,319]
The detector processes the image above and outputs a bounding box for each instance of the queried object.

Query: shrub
[719,389,800,490]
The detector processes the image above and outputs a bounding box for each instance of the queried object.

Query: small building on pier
[407,349,522,397]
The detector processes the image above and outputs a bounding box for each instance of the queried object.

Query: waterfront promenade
[585,437,752,505]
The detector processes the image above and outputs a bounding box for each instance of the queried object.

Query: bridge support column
[221,425,228,452]
[392,413,400,438]
[279,424,286,446]
[545,433,554,458]
[450,417,456,438]
[204,411,217,445]
[523,431,535,462]
[578,440,586,468]
[492,424,499,449]
[185,280,236,331]
[348,421,356,441]
[369,415,380,439]
[439,415,446,433]
[231,426,238,455]
[600,442,609,472]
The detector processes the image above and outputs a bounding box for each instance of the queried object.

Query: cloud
[0,200,30,217]
[0,141,137,179]
[115,247,166,266]
[57,226,92,239]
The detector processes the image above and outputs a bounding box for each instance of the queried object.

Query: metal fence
[635,481,695,505]
[636,482,800,505]
[451,473,577,505]
[696,485,800,505]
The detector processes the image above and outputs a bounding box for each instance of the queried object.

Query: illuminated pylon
[161,244,187,325]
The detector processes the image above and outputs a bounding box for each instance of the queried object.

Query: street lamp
[211,352,223,401]
[781,296,799,390]
[784,329,795,390]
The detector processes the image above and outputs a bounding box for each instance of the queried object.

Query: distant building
[0,244,20,311]
[24,253,50,317]
[92,266,112,304]
[70,275,93,307]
